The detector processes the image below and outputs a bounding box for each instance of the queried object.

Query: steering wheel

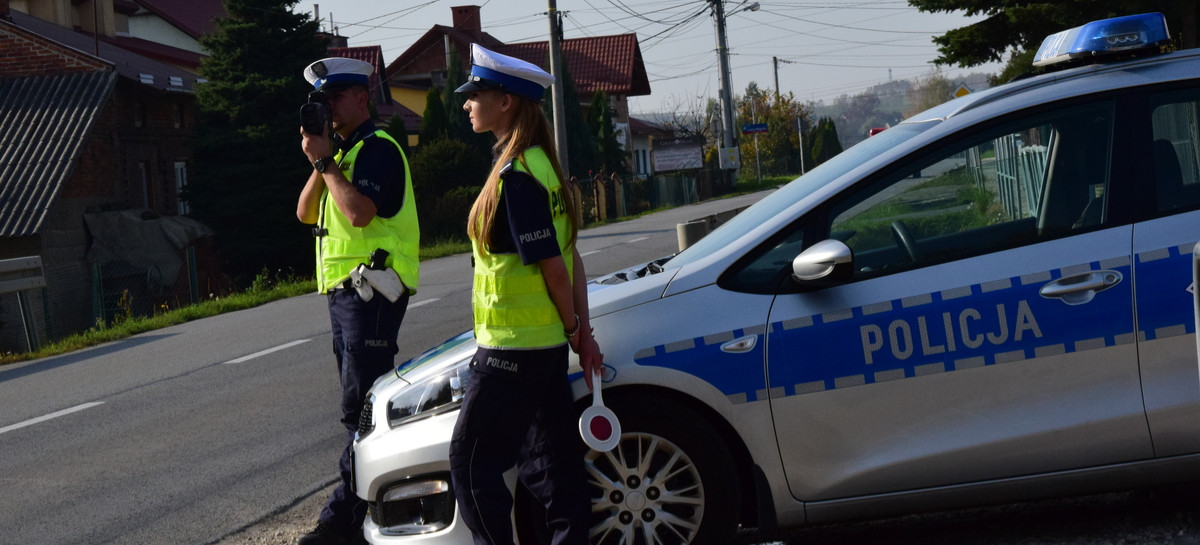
[890,220,919,263]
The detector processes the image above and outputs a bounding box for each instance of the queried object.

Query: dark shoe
[296,522,364,545]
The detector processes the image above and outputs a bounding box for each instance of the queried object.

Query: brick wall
[0,22,109,76]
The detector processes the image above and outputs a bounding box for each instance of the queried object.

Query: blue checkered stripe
[633,244,1197,405]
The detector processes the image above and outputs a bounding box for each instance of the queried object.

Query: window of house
[138,161,151,208]
[173,103,185,129]
[175,161,190,215]
[133,101,145,128]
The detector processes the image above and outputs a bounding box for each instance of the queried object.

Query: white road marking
[580,250,602,257]
[626,236,650,244]
[0,402,105,436]
[224,339,311,364]
[408,297,439,309]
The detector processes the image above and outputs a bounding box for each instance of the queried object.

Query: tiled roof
[10,11,203,93]
[0,71,118,237]
[386,24,505,81]
[131,0,226,41]
[501,34,651,97]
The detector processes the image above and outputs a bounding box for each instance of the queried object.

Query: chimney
[1,0,10,21]
[451,5,481,35]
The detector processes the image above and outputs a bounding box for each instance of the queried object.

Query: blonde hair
[468,93,578,254]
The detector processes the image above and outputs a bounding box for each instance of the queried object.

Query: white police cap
[304,57,373,92]
[455,44,555,101]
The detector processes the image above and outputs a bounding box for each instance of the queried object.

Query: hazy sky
[305,1,1007,114]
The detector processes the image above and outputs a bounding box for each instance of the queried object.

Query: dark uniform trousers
[321,286,410,534]
[449,345,590,545]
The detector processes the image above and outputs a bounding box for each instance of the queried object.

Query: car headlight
[387,357,471,428]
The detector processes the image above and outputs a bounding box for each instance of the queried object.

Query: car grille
[357,396,374,438]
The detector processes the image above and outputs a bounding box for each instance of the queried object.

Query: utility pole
[711,0,736,178]
[548,0,569,175]
[710,1,758,188]
[773,56,779,96]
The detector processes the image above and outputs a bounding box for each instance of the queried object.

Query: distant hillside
[810,71,993,150]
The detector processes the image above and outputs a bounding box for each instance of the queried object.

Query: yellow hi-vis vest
[316,130,420,294]
[472,146,574,349]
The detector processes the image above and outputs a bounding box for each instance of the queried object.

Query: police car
[353,13,1200,544]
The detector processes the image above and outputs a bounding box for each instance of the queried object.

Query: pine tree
[189,0,326,283]
[383,115,411,158]
[442,47,494,156]
[590,90,628,176]
[419,87,449,144]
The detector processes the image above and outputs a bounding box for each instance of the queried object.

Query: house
[10,0,225,73]
[628,116,672,179]
[385,5,652,168]
[384,5,505,117]
[0,1,217,352]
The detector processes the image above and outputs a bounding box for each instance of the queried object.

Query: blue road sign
[741,123,768,134]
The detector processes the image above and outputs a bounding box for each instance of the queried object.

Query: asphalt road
[0,191,773,545]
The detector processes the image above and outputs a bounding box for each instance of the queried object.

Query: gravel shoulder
[210,483,334,545]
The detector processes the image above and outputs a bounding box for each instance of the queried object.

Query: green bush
[422,185,481,242]
[409,138,490,200]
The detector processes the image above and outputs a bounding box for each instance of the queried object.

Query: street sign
[954,84,972,98]
[741,123,768,134]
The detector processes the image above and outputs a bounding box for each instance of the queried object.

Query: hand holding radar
[579,369,620,452]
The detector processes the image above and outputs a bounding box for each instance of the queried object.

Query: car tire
[517,397,740,545]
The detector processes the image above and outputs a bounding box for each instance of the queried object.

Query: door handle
[1039,270,1122,305]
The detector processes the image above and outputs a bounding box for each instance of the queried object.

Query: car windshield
[663,121,939,271]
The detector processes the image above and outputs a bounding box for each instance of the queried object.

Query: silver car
[354,13,1200,545]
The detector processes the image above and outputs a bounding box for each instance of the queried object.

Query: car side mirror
[791,239,853,284]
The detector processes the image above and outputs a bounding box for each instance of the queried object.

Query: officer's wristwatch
[313,156,336,173]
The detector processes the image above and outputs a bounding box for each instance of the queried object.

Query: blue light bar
[1033,12,1171,67]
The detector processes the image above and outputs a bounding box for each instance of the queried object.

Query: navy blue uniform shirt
[334,120,405,218]
[489,169,561,266]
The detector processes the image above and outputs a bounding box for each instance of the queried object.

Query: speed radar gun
[348,249,405,303]
[299,91,330,136]
[579,370,621,451]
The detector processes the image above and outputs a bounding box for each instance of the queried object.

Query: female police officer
[449,44,603,545]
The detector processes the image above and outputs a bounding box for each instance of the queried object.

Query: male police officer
[296,57,420,545]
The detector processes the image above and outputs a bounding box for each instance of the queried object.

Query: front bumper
[355,402,472,543]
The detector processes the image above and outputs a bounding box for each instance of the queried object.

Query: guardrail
[0,256,47,352]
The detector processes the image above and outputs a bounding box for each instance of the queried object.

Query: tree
[441,48,493,154]
[419,87,449,144]
[588,90,628,176]
[734,82,813,178]
[383,114,411,158]
[909,1,1197,76]
[408,138,490,241]
[809,117,843,167]
[904,70,956,118]
[189,0,326,283]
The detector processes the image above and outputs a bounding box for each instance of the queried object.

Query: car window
[667,122,938,273]
[1150,90,1200,213]
[828,101,1114,278]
